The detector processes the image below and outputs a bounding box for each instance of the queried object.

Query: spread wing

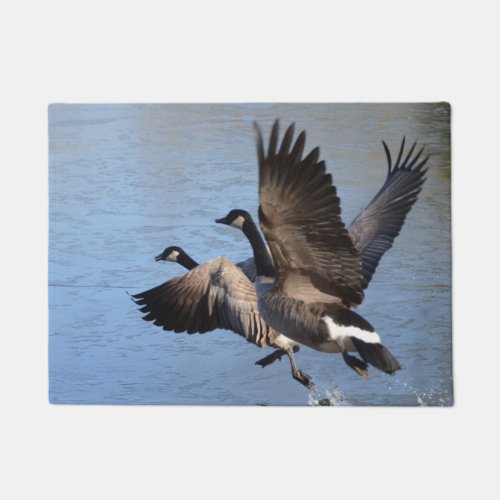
[131,257,272,347]
[349,138,429,288]
[257,120,364,306]
[236,256,257,282]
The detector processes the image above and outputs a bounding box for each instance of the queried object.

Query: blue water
[49,103,452,405]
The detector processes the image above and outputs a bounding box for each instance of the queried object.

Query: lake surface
[49,103,452,406]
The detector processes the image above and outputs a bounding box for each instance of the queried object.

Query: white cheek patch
[166,250,180,262]
[230,215,245,229]
[322,315,381,344]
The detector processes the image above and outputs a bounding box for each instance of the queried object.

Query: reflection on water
[49,103,452,406]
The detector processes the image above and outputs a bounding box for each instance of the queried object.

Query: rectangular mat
[48,103,452,406]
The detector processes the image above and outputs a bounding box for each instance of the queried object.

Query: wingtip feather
[268,120,280,158]
[394,136,406,169]
[253,121,264,166]
[278,122,295,158]
[382,140,392,176]
[401,140,417,169]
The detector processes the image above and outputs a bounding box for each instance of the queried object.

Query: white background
[1,1,498,498]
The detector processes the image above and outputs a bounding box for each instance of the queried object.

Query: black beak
[154,254,163,262]
[215,217,227,224]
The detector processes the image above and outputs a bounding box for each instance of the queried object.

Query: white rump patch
[230,215,245,229]
[166,250,180,262]
[322,315,380,344]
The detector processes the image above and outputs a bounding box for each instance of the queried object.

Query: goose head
[155,245,184,262]
[215,209,252,230]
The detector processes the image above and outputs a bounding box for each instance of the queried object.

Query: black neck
[178,252,199,270]
[242,217,275,277]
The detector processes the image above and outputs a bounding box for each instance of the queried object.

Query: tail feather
[350,337,401,375]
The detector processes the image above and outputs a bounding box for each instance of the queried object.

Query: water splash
[389,377,452,406]
[308,383,345,406]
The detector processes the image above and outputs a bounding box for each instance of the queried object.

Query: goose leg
[285,346,315,390]
[255,345,300,367]
[341,351,369,378]
[333,339,369,377]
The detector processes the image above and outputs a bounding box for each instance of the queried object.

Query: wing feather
[348,138,429,288]
[236,256,257,282]
[256,120,364,306]
[132,257,273,347]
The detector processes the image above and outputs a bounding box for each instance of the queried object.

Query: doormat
[49,103,452,406]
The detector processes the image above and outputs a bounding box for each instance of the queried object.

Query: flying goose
[131,246,310,387]
[133,124,427,389]
[216,120,429,378]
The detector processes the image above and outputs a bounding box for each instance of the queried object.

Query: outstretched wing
[257,120,364,306]
[131,257,272,347]
[349,138,429,288]
[236,256,257,282]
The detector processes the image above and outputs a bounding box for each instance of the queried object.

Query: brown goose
[133,123,427,389]
[131,246,310,388]
[216,120,429,379]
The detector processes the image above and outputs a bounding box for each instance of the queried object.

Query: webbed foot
[292,368,315,390]
[342,352,369,377]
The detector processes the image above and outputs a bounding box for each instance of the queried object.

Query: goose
[131,246,310,387]
[133,123,427,389]
[216,120,429,379]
